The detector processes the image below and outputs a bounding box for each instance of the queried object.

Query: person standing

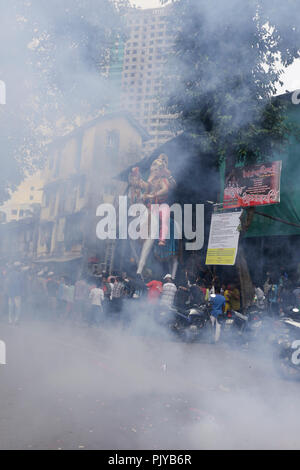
[57,277,67,318]
[189,278,205,306]
[0,268,8,319]
[174,282,190,310]
[111,276,124,314]
[224,284,231,314]
[123,273,136,299]
[160,274,177,308]
[6,262,25,325]
[293,281,300,308]
[228,283,241,312]
[101,274,112,315]
[74,277,89,323]
[254,285,266,311]
[263,272,272,297]
[65,280,75,320]
[46,272,59,317]
[209,287,226,343]
[146,278,163,305]
[88,279,104,326]
[267,277,279,316]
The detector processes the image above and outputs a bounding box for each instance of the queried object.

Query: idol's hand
[143,193,154,201]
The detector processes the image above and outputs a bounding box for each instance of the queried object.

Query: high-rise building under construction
[109,5,175,156]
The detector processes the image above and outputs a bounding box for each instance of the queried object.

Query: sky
[130,0,300,95]
[276,59,300,95]
[131,0,164,8]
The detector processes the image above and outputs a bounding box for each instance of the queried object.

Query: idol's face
[150,162,159,174]
[159,154,168,165]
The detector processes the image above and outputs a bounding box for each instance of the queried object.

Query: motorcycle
[157,302,211,342]
[174,303,212,342]
[218,304,269,345]
[156,304,178,330]
[216,309,246,345]
[272,306,300,380]
[243,305,272,341]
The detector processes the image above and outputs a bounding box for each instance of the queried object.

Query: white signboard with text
[206,211,242,265]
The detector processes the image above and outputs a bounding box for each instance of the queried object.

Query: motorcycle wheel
[181,326,199,343]
[273,349,300,381]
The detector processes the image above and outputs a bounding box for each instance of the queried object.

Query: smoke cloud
[0,0,300,452]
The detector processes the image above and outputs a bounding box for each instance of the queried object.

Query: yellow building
[36,111,148,278]
[0,172,43,223]
[0,172,44,264]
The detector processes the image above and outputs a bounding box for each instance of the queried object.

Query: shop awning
[33,255,83,263]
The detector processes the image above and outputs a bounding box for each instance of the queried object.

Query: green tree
[0,0,129,202]
[160,0,300,306]
[161,0,300,166]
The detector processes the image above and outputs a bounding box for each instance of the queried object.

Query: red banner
[223,161,282,209]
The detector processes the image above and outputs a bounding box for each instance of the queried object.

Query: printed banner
[223,161,282,209]
[206,211,242,265]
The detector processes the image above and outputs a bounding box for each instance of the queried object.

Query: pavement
[0,317,300,450]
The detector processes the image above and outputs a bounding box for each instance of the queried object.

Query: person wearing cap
[160,274,177,308]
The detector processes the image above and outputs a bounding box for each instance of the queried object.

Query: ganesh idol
[128,153,178,279]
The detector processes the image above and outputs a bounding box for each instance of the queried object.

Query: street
[0,318,300,450]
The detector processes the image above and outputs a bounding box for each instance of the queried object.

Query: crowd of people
[0,261,220,327]
[0,261,300,335]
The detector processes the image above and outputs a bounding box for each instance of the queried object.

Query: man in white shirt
[88,280,104,326]
[160,274,177,308]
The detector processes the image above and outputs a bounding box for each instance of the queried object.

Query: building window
[50,193,56,216]
[44,190,50,207]
[54,151,61,178]
[75,134,83,171]
[79,175,86,198]
[105,130,120,160]
[48,157,54,171]
[40,223,53,253]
